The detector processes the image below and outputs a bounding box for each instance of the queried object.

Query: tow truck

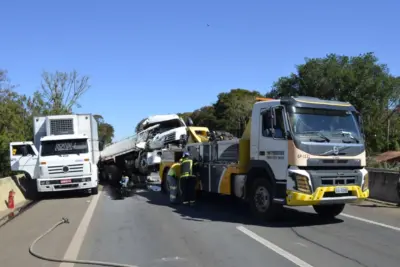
[159,96,369,220]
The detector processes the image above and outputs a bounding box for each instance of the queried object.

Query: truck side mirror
[21,146,28,157]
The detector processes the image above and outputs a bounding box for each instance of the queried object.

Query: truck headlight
[295,174,311,194]
[362,173,369,191]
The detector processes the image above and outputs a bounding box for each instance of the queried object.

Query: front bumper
[37,175,98,192]
[286,186,369,206]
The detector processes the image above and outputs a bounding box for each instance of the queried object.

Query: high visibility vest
[168,163,181,178]
[180,159,193,178]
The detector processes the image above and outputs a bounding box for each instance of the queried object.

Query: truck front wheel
[313,204,345,219]
[91,186,99,195]
[249,178,279,221]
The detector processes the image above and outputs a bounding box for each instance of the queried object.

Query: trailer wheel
[107,165,122,186]
[313,204,345,219]
[249,177,279,221]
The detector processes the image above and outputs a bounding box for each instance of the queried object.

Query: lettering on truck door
[258,106,289,181]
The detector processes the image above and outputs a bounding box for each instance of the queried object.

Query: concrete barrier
[0,174,27,215]
[367,168,400,205]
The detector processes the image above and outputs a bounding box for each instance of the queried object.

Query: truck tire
[161,168,170,194]
[108,165,122,186]
[313,204,345,219]
[249,177,279,221]
[91,186,99,195]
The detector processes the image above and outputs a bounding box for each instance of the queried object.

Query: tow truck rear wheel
[313,204,345,219]
[249,178,279,221]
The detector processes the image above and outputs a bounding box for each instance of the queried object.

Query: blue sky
[2,0,399,140]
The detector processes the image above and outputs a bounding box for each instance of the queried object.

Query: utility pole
[387,117,390,150]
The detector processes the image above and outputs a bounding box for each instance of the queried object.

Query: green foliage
[0,69,112,176]
[266,52,400,154]
[178,89,263,137]
[94,115,115,150]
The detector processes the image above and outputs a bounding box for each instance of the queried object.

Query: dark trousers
[179,175,197,202]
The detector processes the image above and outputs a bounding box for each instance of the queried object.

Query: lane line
[340,213,400,232]
[304,206,400,233]
[59,191,101,267]
[236,225,314,267]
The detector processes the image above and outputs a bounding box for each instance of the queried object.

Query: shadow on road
[133,186,344,228]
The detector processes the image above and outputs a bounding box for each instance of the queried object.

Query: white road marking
[237,225,314,267]
[304,206,400,233]
[59,192,101,267]
[340,213,400,232]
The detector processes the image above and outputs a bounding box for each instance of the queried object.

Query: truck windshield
[288,107,361,138]
[147,119,185,132]
[41,139,89,156]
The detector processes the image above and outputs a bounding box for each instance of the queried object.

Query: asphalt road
[1,186,400,267]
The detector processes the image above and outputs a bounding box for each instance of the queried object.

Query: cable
[29,217,139,267]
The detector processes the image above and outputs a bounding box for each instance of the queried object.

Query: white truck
[9,114,100,195]
[98,114,193,185]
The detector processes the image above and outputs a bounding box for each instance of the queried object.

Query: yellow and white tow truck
[159,96,369,220]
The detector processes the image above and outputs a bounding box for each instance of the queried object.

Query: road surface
[0,186,399,267]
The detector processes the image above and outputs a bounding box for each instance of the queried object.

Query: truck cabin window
[41,139,89,156]
[262,107,285,138]
[288,107,361,138]
[12,144,36,156]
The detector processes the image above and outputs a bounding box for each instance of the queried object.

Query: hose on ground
[29,217,139,267]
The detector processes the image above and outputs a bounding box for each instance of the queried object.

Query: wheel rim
[254,186,270,212]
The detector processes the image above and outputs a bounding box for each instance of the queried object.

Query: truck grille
[48,164,84,175]
[307,169,362,188]
[50,119,74,135]
[321,176,356,185]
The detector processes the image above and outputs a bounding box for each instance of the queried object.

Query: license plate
[60,179,72,184]
[335,187,348,194]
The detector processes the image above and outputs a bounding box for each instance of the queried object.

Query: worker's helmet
[182,152,190,158]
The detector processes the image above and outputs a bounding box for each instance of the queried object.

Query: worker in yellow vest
[179,152,198,204]
[167,161,181,204]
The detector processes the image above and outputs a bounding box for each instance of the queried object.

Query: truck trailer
[159,96,369,220]
[9,114,100,195]
[97,114,205,186]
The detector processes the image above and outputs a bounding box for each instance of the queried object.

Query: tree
[190,106,219,129]
[0,70,31,176]
[267,52,400,153]
[214,89,264,136]
[94,115,114,150]
[32,70,91,115]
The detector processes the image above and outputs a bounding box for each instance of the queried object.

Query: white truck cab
[10,114,100,195]
[142,114,189,150]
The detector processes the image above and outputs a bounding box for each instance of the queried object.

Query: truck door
[9,142,39,179]
[258,106,289,182]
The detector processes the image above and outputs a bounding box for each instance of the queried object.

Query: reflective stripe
[180,159,193,177]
